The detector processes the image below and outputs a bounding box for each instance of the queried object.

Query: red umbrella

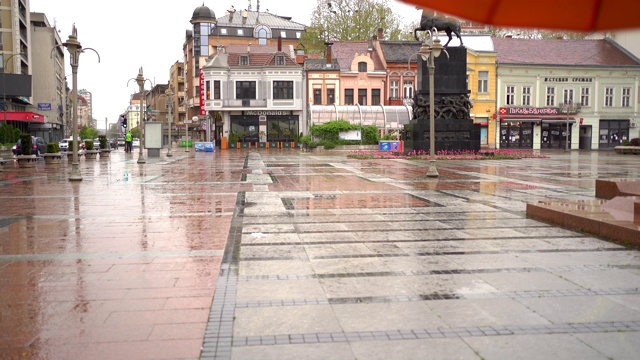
[402,0,640,31]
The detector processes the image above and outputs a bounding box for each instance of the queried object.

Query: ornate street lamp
[127,68,153,164]
[56,25,100,181]
[158,88,174,157]
[415,29,445,177]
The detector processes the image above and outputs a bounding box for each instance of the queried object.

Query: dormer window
[240,55,249,65]
[358,61,367,72]
[276,55,285,65]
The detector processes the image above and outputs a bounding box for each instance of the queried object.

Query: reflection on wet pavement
[1,149,640,359]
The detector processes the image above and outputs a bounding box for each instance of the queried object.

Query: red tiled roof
[492,38,640,66]
[331,41,385,71]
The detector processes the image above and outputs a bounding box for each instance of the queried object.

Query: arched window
[358,61,367,72]
[254,25,271,45]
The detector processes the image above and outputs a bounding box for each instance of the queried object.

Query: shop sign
[38,103,52,111]
[199,70,205,115]
[244,110,291,116]
[499,107,559,115]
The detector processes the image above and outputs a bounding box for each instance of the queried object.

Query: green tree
[79,125,98,140]
[303,0,404,54]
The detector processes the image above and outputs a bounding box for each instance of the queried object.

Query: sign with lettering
[244,110,292,116]
[199,70,205,115]
[38,103,52,111]
[544,77,593,83]
[499,107,559,115]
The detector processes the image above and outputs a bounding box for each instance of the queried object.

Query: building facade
[30,12,65,142]
[494,37,640,150]
[202,43,305,147]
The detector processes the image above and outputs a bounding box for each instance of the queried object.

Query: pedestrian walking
[125,131,132,153]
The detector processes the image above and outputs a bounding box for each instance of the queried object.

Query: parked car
[12,136,47,156]
[117,138,125,147]
[132,138,140,148]
[59,138,70,151]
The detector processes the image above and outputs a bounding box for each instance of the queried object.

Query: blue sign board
[38,103,52,111]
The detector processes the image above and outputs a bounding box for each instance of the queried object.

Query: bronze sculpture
[414,9,463,47]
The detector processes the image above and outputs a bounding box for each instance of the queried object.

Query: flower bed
[347,149,549,160]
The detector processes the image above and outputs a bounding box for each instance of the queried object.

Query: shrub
[228,132,239,143]
[630,138,639,146]
[0,123,21,145]
[85,140,94,150]
[98,135,108,149]
[19,134,32,155]
[46,142,60,153]
[69,140,79,152]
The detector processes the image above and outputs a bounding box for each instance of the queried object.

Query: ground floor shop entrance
[230,112,300,144]
[599,119,630,149]
[500,122,534,149]
[541,122,572,149]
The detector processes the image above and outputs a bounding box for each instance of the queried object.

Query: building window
[276,55,285,65]
[390,80,399,98]
[214,80,221,99]
[563,88,574,104]
[296,32,301,38]
[273,81,293,100]
[622,87,631,107]
[403,81,414,99]
[280,31,287,38]
[505,85,515,105]
[345,89,354,105]
[581,87,590,107]
[371,89,381,105]
[236,81,256,99]
[604,87,614,107]
[206,81,211,100]
[237,29,244,36]
[313,89,322,104]
[255,25,270,46]
[220,28,227,35]
[478,71,488,93]
[545,86,556,106]
[522,86,531,106]
[239,55,249,66]
[358,62,367,72]
[358,89,367,105]
[327,89,335,105]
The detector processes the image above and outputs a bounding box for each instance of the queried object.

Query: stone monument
[404,18,480,154]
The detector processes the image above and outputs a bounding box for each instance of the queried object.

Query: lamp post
[57,25,100,181]
[158,88,174,157]
[416,29,444,178]
[128,68,153,164]
[2,52,26,127]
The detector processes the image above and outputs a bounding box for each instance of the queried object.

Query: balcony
[223,99,267,108]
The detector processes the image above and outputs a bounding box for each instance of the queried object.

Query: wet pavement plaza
[1,148,640,359]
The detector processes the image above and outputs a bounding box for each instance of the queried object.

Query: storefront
[229,111,300,143]
[598,119,631,149]
[499,120,534,149]
[497,107,575,150]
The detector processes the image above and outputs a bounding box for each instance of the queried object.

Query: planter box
[16,155,38,168]
[282,142,291,148]
[269,141,279,149]
[258,142,266,148]
[228,142,237,149]
[85,150,99,159]
[614,146,640,154]
[241,142,249,148]
[43,153,62,164]
[99,149,112,158]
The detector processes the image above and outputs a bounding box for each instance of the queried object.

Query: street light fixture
[158,88,174,157]
[416,28,445,178]
[2,52,26,127]
[127,68,153,164]
[55,25,100,181]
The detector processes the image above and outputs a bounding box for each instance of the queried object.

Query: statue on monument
[414,9,463,47]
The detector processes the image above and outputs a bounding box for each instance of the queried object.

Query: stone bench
[595,179,640,200]
[614,146,640,154]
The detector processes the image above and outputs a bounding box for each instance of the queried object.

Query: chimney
[325,42,333,66]
[278,35,282,52]
[377,27,383,40]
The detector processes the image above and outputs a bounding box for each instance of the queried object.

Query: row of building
[4,1,640,150]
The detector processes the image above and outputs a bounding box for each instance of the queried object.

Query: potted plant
[228,131,238,149]
[67,140,83,158]
[268,129,279,149]
[43,142,62,164]
[98,135,111,158]
[238,131,248,148]
[16,133,38,168]
[282,129,291,148]
[84,139,98,159]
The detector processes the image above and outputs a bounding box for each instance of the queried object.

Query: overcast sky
[29,0,421,129]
